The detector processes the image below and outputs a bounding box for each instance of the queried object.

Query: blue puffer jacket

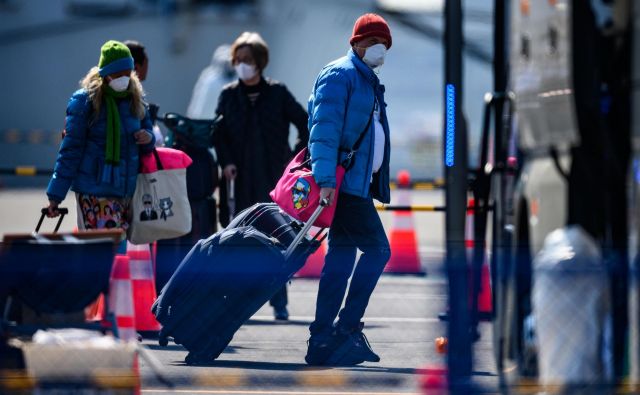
[308,49,390,203]
[47,89,155,203]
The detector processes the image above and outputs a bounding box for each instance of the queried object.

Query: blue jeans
[309,192,391,336]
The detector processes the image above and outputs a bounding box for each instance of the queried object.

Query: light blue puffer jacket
[46,89,155,202]
[308,49,390,203]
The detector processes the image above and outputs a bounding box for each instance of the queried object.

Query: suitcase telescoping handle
[284,198,329,260]
[37,207,69,233]
[227,178,236,224]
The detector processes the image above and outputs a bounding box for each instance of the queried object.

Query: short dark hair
[124,40,147,66]
[230,32,269,72]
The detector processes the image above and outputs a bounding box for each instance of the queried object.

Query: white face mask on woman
[235,63,257,81]
[362,43,387,68]
[108,76,130,92]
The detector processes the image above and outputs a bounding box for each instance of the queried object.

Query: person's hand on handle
[320,187,335,206]
[134,129,153,145]
[46,200,60,218]
[223,164,237,180]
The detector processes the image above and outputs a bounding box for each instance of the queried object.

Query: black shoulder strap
[340,99,376,169]
[351,101,376,152]
[152,148,164,170]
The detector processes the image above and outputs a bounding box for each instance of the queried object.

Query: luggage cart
[0,209,122,337]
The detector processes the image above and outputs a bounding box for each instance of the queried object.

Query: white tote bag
[128,148,192,244]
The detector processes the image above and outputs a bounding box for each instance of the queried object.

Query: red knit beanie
[350,13,392,49]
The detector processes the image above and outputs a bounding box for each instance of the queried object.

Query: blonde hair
[80,66,146,120]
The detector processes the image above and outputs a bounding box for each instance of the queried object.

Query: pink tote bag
[270,148,344,228]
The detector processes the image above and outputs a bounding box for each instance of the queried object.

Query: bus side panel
[511,0,579,152]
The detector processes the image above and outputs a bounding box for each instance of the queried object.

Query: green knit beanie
[98,40,134,77]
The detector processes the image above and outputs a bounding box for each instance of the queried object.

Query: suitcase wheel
[185,351,209,365]
[158,328,169,347]
[209,336,232,360]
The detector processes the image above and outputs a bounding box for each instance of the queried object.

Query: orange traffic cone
[86,239,126,324]
[385,170,423,274]
[466,199,492,321]
[109,254,138,341]
[477,262,492,320]
[127,242,161,334]
[437,198,492,323]
[417,364,448,395]
[84,294,105,322]
[295,227,326,278]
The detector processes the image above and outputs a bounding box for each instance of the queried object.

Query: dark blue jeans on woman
[309,192,391,338]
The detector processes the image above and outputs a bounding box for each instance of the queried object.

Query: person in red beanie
[305,13,393,366]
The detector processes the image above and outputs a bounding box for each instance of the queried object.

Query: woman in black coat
[214,32,309,320]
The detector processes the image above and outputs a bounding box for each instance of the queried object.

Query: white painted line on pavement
[369,293,446,300]
[376,276,446,285]
[143,390,420,395]
[251,316,441,324]
[418,246,446,253]
[286,292,445,300]
[293,277,446,285]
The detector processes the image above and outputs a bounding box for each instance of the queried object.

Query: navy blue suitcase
[152,203,326,364]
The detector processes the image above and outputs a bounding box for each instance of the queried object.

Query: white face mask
[108,76,130,92]
[362,43,387,68]
[235,63,257,81]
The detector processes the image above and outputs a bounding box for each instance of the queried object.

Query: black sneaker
[305,334,341,365]
[351,325,380,362]
[326,323,380,365]
[308,334,365,366]
[274,306,289,321]
[324,336,364,366]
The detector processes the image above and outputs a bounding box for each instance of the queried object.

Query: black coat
[214,77,309,224]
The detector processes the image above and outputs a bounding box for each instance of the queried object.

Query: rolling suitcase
[152,202,327,364]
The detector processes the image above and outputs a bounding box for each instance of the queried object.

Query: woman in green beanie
[45,40,155,232]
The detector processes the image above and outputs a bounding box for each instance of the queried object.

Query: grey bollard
[532,226,612,390]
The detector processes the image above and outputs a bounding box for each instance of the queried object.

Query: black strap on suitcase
[228,202,327,261]
[152,201,328,364]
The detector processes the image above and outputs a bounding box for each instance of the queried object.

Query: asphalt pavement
[0,188,499,394]
[139,276,452,394]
